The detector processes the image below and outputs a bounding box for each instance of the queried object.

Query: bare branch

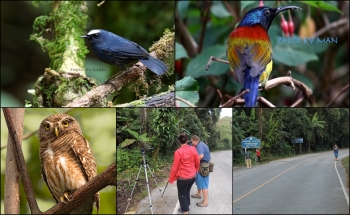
[327,83,349,107]
[176,96,196,107]
[220,89,249,107]
[175,11,198,57]
[311,18,347,38]
[258,97,275,107]
[2,108,41,214]
[290,97,305,107]
[4,109,25,214]
[44,162,116,214]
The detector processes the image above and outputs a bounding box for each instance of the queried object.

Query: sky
[220,108,232,119]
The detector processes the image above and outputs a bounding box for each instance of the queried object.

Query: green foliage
[176,42,189,60]
[116,147,140,173]
[175,77,200,107]
[299,1,342,13]
[185,45,229,78]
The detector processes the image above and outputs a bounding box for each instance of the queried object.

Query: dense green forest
[232,108,349,164]
[116,108,231,213]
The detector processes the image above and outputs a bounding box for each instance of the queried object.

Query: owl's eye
[62,121,69,127]
[44,124,50,130]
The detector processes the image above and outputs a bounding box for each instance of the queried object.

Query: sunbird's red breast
[226,6,302,107]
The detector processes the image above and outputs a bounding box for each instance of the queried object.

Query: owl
[38,114,100,214]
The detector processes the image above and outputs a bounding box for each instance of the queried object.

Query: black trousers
[177,177,196,212]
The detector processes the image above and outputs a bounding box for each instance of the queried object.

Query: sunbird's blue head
[238,6,302,31]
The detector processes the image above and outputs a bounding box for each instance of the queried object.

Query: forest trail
[233,149,349,214]
[135,150,233,214]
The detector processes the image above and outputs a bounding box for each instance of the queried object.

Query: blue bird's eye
[92,34,99,38]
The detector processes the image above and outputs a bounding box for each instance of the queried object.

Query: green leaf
[299,1,342,14]
[175,77,199,106]
[175,42,189,59]
[126,129,140,139]
[186,45,230,78]
[177,1,191,19]
[120,139,136,148]
[139,133,151,142]
[273,45,318,66]
[175,76,199,91]
[210,1,231,18]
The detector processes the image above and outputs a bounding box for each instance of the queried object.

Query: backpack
[199,162,210,177]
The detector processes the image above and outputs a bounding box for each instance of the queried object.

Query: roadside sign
[291,138,303,144]
[242,137,261,148]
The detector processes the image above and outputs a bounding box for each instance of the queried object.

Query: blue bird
[227,6,302,107]
[81,29,167,75]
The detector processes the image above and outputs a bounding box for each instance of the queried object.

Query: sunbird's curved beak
[276,6,302,14]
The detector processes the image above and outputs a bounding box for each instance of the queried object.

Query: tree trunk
[4,108,25,214]
[151,144,160,160]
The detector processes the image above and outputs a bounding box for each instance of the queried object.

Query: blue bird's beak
[275,6,302,14]
[80,35,89,38]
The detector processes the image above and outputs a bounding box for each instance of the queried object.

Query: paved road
[233,149,349,214]
[135,150,232,214]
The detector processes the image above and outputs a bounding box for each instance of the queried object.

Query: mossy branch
[29,1,98,107]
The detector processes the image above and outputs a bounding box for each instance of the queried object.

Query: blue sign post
[291,138,303,144]
[242,137,261,148]
[241,137,261,165]
[291,138,303,155]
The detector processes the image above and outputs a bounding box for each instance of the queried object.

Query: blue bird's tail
[140,56,167,76]
[243,69,261,107]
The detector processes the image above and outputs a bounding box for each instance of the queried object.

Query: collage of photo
[1,1,349,214]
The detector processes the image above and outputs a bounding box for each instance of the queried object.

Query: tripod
[125,148,166,214]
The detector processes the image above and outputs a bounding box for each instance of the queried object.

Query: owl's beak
[54,127,59,137]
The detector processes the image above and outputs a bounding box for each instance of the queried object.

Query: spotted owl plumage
[38,114,100,214]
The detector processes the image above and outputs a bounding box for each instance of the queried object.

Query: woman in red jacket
[169,133,200,214]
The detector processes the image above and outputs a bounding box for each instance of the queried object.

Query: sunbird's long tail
[244,69,261,107]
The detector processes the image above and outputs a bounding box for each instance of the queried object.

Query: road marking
[172,200,180,214]
[218,153,232,166]
[233,156,312,204]
[334,155,349,206]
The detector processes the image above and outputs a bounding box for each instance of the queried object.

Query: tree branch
[327,83,349,107]
[43,162,116,214]
[4,108,25,214]
[175,11,198,57]
[175,96,196,107]
[116,90,175,107]
[311,18,347,38]
[2,108,41,214]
